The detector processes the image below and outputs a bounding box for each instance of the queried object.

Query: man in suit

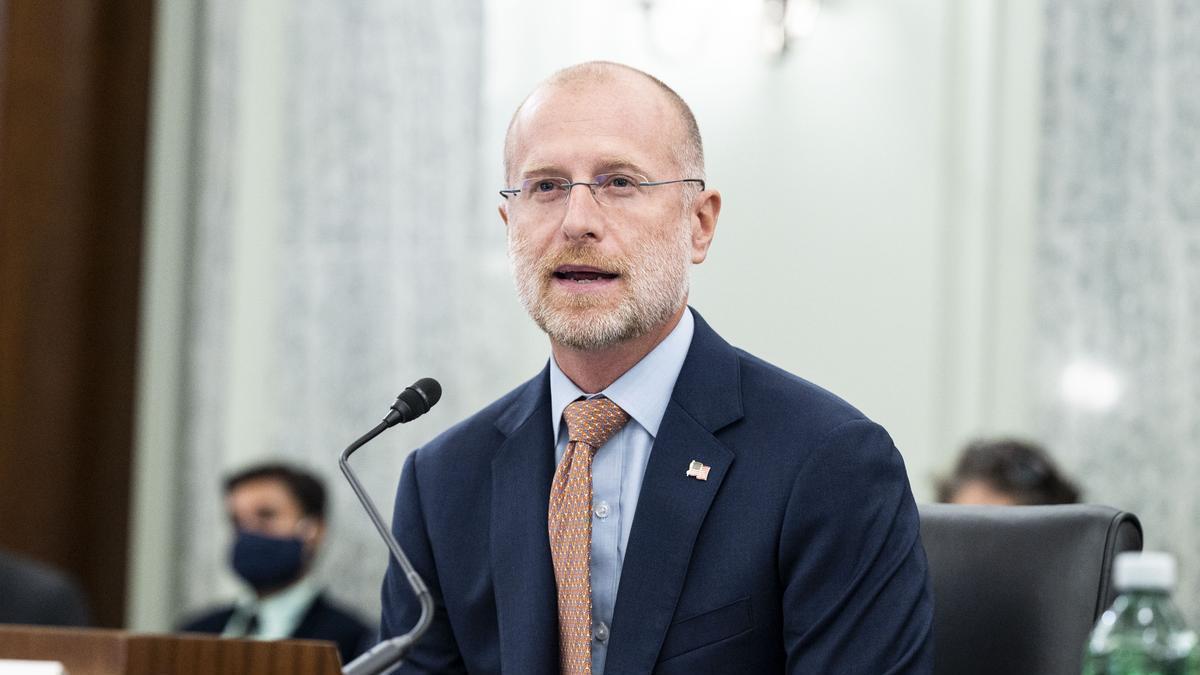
[380,61,932,674]
[180,463,373,664]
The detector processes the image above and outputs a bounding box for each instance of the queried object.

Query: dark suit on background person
[181,593,372,664]
[0,548,90,627]
[381,310,932,673]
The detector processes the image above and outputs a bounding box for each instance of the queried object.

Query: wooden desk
[0,625,341,675]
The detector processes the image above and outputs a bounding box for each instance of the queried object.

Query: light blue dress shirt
[548,309,695,675]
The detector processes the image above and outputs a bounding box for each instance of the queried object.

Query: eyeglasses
[498,173,705,211]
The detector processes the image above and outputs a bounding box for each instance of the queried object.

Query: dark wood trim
[0,0,155,628]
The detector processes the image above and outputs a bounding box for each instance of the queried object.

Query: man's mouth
[553,265,620,284]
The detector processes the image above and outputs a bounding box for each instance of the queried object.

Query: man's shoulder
[414,370,544,464]
[719,348,913,515]
[683,309,874,440]
[305,593,372,634]
[295,594,375,662]
[0,549,90,626]
[731,347,872,434]
[178,604,235,633]
[0,549,77,598]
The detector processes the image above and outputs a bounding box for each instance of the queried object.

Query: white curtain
[174,0,536,624]
[1036,0,1200,622]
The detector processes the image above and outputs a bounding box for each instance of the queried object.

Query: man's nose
[559,183,606,241]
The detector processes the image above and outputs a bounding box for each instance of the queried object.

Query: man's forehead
[228,477,296,505]
[521,72,673,123]
[508,77,679,175]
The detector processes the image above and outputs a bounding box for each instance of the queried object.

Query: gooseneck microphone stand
[340,379,440,675]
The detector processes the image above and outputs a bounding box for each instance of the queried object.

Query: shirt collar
[235,577,320,640]
[549,308,694,440]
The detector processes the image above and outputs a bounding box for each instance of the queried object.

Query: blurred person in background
[0,547,90,627]
[179,462,373,663]
[937,438,1081,505]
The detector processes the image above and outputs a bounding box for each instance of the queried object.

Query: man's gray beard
[507,227,692,351]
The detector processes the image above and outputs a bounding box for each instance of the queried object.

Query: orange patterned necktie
[549,397,630,675]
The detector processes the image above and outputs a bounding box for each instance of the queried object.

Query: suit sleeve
[778,419,934,674]
[380,450,468,674]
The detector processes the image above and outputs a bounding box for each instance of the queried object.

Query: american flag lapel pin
[686,460,710,481]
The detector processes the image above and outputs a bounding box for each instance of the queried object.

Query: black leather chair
[919,504,1142,675]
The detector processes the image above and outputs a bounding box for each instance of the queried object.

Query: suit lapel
[605,310,743,673]
[490,367,560,674]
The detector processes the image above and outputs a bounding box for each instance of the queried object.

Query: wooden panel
[0,0,154,627]
[0,626,129,675]
[126,633,343,675]
[0,626,342,675]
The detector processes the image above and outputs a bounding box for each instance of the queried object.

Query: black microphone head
[412,377,441,409]
[385,377,442,426]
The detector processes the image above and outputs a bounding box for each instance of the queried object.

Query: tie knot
[563,398,630,450]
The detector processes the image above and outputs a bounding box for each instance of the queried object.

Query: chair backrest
[919,504,1142,675]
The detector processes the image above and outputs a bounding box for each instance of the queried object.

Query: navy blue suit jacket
[381,310,933,673]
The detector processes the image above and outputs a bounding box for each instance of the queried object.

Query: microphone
[339,378,441,675]
[384,378,441,426]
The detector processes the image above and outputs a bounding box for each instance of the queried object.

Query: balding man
[380,62,932,674]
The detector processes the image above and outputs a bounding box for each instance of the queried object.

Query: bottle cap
[1113,551,1176,591]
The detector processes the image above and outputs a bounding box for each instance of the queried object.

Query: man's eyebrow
[519,165,564,178]
[518,158,651,180]
[593,157,648,176]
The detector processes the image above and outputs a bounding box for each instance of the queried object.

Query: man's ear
[300,518,326,550]
[499,201,510,227]
[689,189,721,264]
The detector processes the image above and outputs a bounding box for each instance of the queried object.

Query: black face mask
[230,529,307,590]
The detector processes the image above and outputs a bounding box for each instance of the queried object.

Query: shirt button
[594,622,610,643]
[594,501,610,519]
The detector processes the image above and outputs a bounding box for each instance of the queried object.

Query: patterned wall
[1037,0,1200,621]
[176,0,521,626]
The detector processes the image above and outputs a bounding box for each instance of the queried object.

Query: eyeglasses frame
[498,174,706,201]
